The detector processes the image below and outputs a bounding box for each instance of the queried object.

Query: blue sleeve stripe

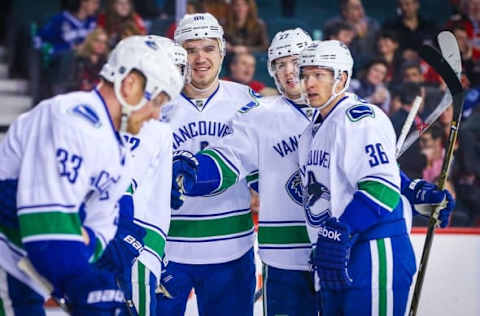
[17,204,76,211]
[210,148,240,175]
[361,175,400,191]
[134,218,167,239]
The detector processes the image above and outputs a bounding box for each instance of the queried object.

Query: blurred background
[1,0,479,227]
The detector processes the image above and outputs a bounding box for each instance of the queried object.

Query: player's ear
[336,72,348,93]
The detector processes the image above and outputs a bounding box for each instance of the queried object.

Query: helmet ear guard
[100,36,184,132]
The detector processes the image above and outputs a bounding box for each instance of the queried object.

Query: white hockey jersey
[161,80,257,264]
[121,120,173,278]
[207,96,315,271]
[298,93,405,243]
[0,89,130,296]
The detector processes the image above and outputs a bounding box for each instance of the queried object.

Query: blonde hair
[76,28,109,58]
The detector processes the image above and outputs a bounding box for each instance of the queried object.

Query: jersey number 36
[365,143,389,167]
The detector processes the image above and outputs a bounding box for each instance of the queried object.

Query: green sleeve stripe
[0,225,22,249]
[143,227,166,258]
[258,225,310,245]
[90,236,105,263]
[200,149,239,192]
[18,211,82,240]
[358,180,400,211]
[246,172,258,184]
[168,212,253,238]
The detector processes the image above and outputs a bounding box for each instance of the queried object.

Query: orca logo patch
[346,104,375,122]
[285,170,303,206]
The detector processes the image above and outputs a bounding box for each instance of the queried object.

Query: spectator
[383,0,438,60]
[224,0,269,55]
[36,0,100,56]
[97,0,146,48]
[449,22,480,87]
[390,82,427,179]
[446,0,480,58]
[376,29,404,84]
[203,0,229,25]
[419,123,446,183]
[323,20,355,47]
[325,0,381,69]
[223,52,275,95]
[349,59,391,112]
[401,61,444,116]
[454,106,480,225]
[60,27,109,92]
[165,0,202,39]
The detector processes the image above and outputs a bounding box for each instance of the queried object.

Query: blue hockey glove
[311,217,355,291]
[403,179,455,228]
[171,150,199,210]
[63,266,127,316]
[96,196,146,277]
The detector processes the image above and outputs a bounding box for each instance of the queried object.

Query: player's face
[184,39,222,89]
[301,66,335,108]
[274,55,302,99]
[127,92,170,134]
[121,71,146,106]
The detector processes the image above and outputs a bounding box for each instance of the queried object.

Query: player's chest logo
[90,170,121,200]
[302,170,331,227]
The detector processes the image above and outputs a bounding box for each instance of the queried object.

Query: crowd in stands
[2,0,480,227]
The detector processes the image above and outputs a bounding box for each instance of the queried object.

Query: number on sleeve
[365,143,389,167]
[56,148,83,183]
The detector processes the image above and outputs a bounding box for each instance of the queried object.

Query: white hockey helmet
[299,40,353,109]
[267,28,312,101]
[100,35,184,132]
[145,35,191,84]
[174,13,225,57]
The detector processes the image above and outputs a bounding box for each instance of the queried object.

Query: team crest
[346,104,375,122]
[303,171,331,226]
[285,170,303,206]
[238,100,259,113]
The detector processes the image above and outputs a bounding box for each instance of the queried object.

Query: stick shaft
[396,96,422,157]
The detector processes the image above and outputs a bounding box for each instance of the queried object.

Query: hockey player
[101,36,189,316]
[297,40,454,315]
[155,13,259,316]
[170,31,455,316]
[0,36,183,315]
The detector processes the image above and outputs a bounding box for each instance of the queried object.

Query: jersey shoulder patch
[238,100,260,114]
[69,104,102,128]
[248,87,263,100]
[346,104,375,122]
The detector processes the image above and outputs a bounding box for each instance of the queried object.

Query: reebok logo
[87,290,124,303]
[318,227,341,241]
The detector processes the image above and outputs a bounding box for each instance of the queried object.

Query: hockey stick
[18,258,71,314]
[395,95,423,157]
[408,36,465,316]
[397,30,462,158]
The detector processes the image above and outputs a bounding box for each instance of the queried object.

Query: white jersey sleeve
[204,104,261,191]
[130,122,173,278]
[15,106,95,245]
[341,103,401,212]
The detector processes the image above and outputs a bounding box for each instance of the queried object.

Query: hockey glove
[403,179,455,228]
[63,265,127,316]
[312,217,355,291]
[171,150,199,210]
[96,196,146,278]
